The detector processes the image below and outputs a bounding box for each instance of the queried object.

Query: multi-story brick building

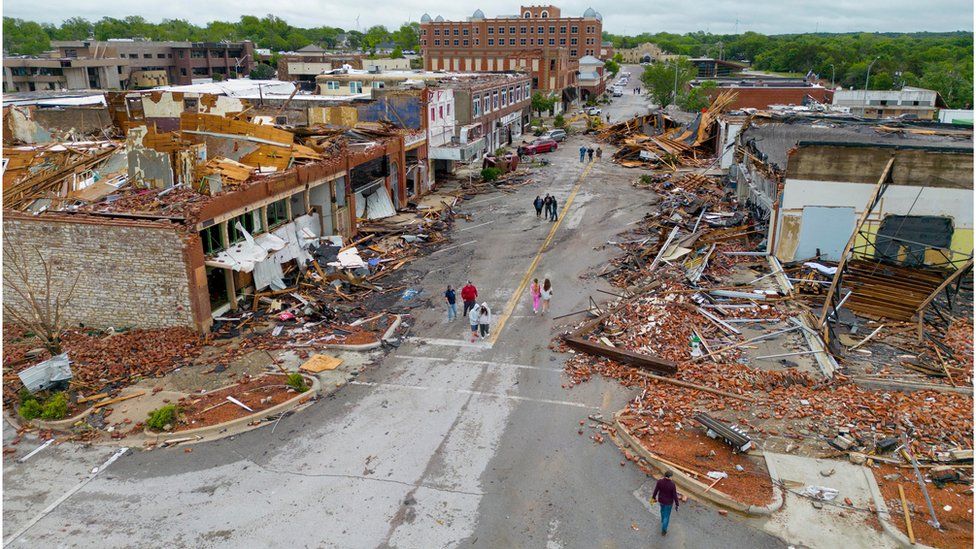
[3,39,255,92]
[419,5,602,104]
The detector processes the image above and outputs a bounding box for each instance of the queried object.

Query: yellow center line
[489,159,596,344]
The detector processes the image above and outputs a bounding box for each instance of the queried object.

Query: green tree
[3,17,51,54]
[249,63,276,79]
[363,25,390,50]
[604,59,620,77]
[640,58,696,107]
[531,92,556,116]
[678,80,717,111]
[54,17,93,40]
[390,47,404,59]
[392,23,419,50]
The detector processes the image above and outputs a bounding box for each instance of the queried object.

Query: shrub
[146,404,178,431]
[481,167,502,182]
[19,399,43,420]
[553,114,566,128]
[493,147,508,157]
[286,373,309,393]
[639,174,656,185]
[40,392,68,420]
[19,387,36,405]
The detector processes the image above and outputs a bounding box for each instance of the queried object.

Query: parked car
[539,129,567,142]
[518,138,558,155]
[612,88,623,97]
[585,106,602,116]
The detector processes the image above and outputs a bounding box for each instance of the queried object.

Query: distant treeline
[606,31,973,108]
[3,15,420,58]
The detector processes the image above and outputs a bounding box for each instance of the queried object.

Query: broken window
[266,199,289,228]
[200,224,224,255]
[229,211,262,244]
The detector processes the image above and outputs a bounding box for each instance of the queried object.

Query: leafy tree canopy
[608,30,973,108]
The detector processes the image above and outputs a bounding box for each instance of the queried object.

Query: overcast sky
[4,0,973,35]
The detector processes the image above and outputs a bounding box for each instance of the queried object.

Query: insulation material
[330,247,367,269]
[253,257,286,291]
[209,222,286,272]
[358,186,396,220]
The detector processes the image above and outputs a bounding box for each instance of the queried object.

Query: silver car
[540,129,567,142]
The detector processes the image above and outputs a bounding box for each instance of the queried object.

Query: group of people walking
[443,277,554,338]
[445,281,494,341]
[533,194,559,221]
[578,145,603,162]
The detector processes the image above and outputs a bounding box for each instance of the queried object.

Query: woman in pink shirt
[530,278,541,314]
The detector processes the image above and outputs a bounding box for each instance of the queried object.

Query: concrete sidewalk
[756,452,898,549]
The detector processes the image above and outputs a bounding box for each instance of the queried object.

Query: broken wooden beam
[563,335,678,375]
[632,370,754,402]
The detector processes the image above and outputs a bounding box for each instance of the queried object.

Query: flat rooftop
[742,114,974,168]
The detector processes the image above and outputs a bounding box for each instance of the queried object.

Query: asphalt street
[2,65,787,549]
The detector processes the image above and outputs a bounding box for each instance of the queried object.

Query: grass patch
[286,373,309,393]
[146,404,178,431]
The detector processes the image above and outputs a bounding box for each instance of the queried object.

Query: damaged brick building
[3,92,423,333]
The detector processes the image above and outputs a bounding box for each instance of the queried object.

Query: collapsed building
[733,115,973,264]
[1,86,451,333]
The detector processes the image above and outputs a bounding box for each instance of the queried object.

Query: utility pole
[829,63,835,88]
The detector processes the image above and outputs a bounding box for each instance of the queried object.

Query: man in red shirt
[460,281,478,317]
[652,471,680,536]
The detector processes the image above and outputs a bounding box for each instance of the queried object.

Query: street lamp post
[672,62,679,106]
[863,57,880,115]
[865,57,879,91]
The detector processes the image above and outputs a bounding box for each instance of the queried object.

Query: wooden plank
[632,370,755,402]
[563,336,678,375]
[898,484,916,545]
[77,392,109,404]
[914,258,974,314]
[92,390,147,409]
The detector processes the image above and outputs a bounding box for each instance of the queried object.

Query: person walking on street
[549,196,559,221]
[468,305,481,342]
[579,145,586,163]
[543,194,552,220]
[587,147,594,161]
[530,278,542,314]
[445,285,457,321]
[652,471,681,536]
[533,195,544,218]
[596,146,603,160]
[461,281,478,317]
[540,278,553,314]
[478,303,492,338]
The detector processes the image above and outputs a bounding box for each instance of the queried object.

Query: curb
[5,404,95,433]
[142,373,320,445]
[321,314,402,351]
[613,411,783,516]
[863,467,934,548]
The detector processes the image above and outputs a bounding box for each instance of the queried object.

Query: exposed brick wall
[3,215,196,330]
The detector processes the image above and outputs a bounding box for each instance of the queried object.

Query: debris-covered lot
[556,101,974,547]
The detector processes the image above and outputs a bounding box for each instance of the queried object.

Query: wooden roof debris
[599,90,738,170]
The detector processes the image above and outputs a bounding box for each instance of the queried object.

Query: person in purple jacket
[651,471,681,536]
